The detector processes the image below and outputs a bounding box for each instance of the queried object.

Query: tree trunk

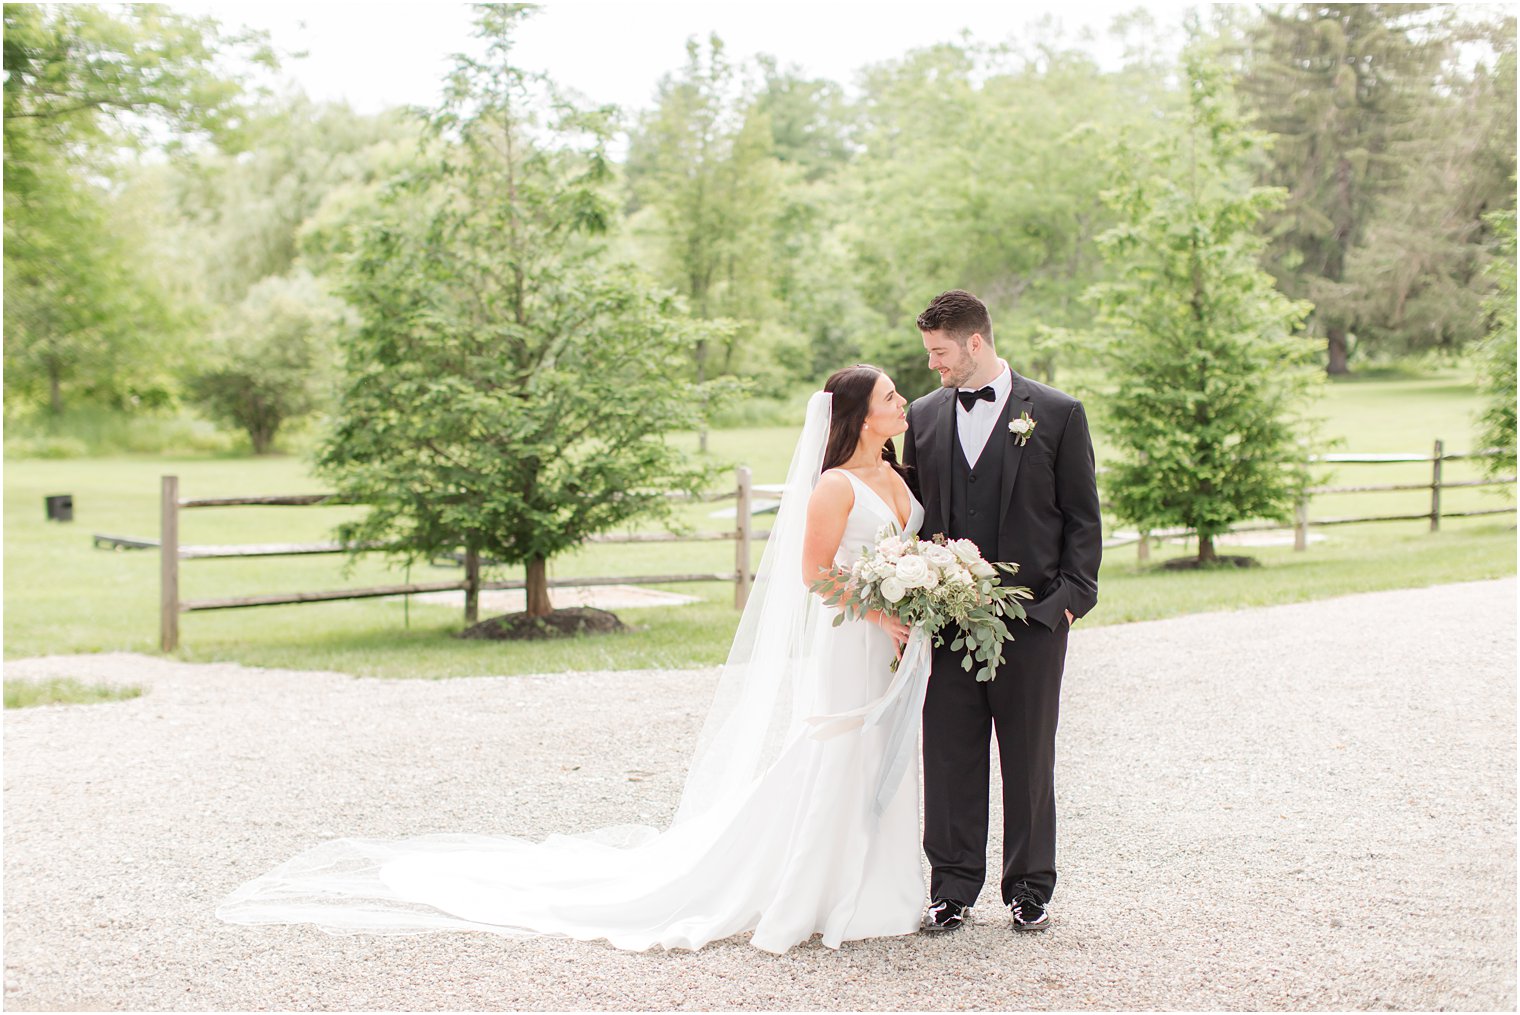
[48,363,62,416]
[1197,534,1217,564]
[249,424,276,455]
[463,546,480,623]
[525,557,552,617]
[696,339,709,455]
[1326,326,1350,376]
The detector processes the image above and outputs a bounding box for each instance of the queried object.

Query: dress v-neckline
[840,469,912,531]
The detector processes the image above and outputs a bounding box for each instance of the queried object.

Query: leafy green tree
[3,2,270,414]
[625,34,781,440]
[749,56,854,182]
[844,38,1176,392]
[1088,58,1320,565]
[189,271,351,453]
[2,3,265,175]
[316,4,719,623]
[1237,3,1452,374]
[3,155,183,414]
[146,96,424,310]
[1476,205,1516,473]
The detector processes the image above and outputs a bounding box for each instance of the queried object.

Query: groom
[901,289,1102,933]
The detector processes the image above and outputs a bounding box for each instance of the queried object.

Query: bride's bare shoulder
[809,469,855,512]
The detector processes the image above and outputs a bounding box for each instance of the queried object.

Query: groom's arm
[1053,400,1102,621]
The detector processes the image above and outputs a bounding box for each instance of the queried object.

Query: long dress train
[218,420,929,953]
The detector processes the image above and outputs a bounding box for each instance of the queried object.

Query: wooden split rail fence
[1113,442,1514,560]
[98,442,1512,651]
[144,468,770,652]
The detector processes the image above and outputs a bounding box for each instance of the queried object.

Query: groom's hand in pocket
[1065,609,1075,627]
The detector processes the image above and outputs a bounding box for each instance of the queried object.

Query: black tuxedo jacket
[902,371,1102,630]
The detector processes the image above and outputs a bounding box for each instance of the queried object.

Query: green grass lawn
[3,676,144,709]
[4,370,1513,678]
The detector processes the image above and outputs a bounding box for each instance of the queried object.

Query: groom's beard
[939,359,977,388]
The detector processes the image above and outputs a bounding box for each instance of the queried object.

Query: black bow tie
[957,386,996,411]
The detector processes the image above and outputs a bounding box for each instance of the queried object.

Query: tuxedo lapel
[999,372,1036,529]
[936,387,956,520]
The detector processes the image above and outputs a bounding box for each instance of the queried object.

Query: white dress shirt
[956,361,1013,467]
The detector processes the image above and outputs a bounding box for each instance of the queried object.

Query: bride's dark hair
[820,364,909,480]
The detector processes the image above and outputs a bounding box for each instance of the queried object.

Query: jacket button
[969,474,978,483]
[969,508,978,517]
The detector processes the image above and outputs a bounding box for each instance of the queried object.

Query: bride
[217,364,933,954]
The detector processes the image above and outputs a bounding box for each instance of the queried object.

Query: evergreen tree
[1476,205,1516,473]
[1338,16,1516,358]
[1238,3,1451,373]
[1089,57,1320,565]
[315,4,720,623]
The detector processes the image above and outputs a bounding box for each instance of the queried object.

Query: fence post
[735,465,753,610]
[1294,494,1309,552]
[1430,439,1444,532]
[463,547,480,623]
[160,476,179,652]
[1136,529,1150,563]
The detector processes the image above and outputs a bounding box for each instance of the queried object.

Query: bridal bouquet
[811,529,1033,682]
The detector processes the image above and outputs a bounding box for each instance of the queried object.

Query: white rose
[970,560,997,578]
[1008,418,1032,435]
[919,567,940,590]
[877,536,906,559]
[948,567,974,585]
[951,539,982,565]
[879,576,907,603]
[921,543,956,569]
[894,554,930,587]
[871,560,897,581]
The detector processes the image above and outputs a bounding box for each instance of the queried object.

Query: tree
[749,56,853,182]
[1237,4,1452,374]
[3,3,271,414]
[2,155,182,414]
[146,96,424,310]
[1088,57,1320,565]
[1336,17,1516,359]
[843,36,1177,392]
[625,34,780,443]
[1476,205,1516,474]
[189,271,351,453]
[315,4,719,623]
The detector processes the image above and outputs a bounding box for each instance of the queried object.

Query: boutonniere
[1008,411,1037,446]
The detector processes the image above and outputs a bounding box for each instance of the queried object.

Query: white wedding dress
[218,395,931,954]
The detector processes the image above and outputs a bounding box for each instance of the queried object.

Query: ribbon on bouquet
[802,626,934,817]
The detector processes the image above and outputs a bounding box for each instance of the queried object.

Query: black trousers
[922,617,1068,907]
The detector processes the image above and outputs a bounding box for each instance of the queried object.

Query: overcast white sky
[178,1,1200,116]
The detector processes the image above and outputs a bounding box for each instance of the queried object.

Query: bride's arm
[802,471,853,594]
[802,472,910,647]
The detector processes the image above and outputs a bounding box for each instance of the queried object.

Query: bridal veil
[216,391,904,938]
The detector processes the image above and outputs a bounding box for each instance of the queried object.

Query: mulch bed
[1161,555,1261,570]
[454,606,630,641]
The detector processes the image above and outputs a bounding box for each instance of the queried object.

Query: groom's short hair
[916,290,994,348]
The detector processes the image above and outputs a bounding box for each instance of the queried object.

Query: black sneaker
[922,897,971,932]
[1008,883,1050,932]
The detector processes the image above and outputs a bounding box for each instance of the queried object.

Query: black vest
[947,403,1009,561]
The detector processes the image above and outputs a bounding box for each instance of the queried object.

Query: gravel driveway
[4,578,1514,1011]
